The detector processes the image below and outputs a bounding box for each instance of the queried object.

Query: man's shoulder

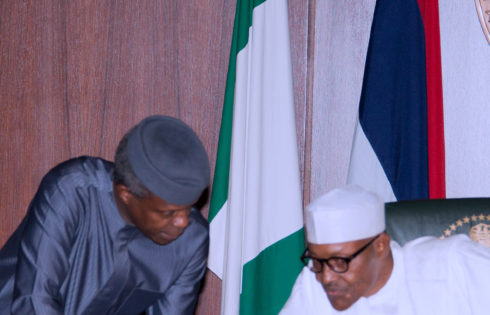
[41,156,113,190]
[396,235,490,313]
[402,234,481,254]
[400,234,490,280]
[47,156,113,178]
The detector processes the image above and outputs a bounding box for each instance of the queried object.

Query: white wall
[310,0,376,200]
[439,1,490,198]
[313,0,490,200]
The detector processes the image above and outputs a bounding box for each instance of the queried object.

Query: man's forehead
[141,192,196,209]
[308,239,364,257]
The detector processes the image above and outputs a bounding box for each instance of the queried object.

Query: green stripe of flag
[240,229,305,315]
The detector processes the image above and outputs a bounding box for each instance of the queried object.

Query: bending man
[0,115,210,314]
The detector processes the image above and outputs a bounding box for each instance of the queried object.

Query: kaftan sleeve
[10,172,79,314]
[146,229,209,315]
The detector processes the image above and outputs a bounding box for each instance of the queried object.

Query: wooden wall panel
[0,1,235,314]
[0,1,71,244]
[0,0,309,314]
[289,0,310,206]
[0,0,235,242]
[64,1,111,157]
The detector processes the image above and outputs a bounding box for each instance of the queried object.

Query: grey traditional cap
[127,115,210,205]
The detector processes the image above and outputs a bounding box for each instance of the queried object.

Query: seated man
[0,115,210,314]
[280,185,490,314]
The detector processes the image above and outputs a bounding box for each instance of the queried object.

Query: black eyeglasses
[301,233,381,274]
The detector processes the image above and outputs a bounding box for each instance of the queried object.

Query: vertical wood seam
[303,0,316,211]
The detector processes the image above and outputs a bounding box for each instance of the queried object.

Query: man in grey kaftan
[0,116,210,314]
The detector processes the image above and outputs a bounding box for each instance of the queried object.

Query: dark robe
[0,157,209,314]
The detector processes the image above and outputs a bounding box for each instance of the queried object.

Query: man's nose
[172,210,190,229]
[318,264,338,284]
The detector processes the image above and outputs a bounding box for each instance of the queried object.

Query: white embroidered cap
[306,185,385,244]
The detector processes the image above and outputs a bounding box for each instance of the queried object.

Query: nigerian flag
[207,0,305,314]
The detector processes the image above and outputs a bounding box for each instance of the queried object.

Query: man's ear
[114,183,133,205]
[374,232,391,257]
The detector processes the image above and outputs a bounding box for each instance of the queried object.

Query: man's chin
[148,232,180,245]
[330,303,351,311]
[151,237,173,245]
[326,293,355,311]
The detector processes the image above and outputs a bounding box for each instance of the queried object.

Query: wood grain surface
[0,1,312,314]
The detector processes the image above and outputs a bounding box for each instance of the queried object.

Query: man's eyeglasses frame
[301,233,382,274]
